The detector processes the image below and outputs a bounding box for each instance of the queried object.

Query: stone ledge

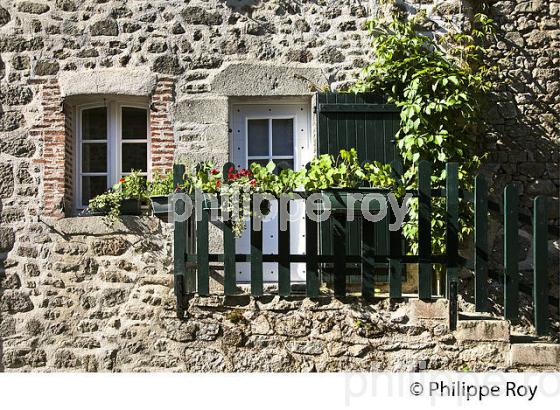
[455,320,510,342]
[59,69,157,97]
[409,299,449,322]
[510,343,560,367]
[49,216,162,236]
[210,62,326,96]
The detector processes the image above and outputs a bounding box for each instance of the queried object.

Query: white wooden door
[231,102,312,283]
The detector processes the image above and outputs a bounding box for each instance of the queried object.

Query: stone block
[409,299,449,322]
[455,320,510,342]
[211,62,325,96]
[510,343,560,367]
[59,69,156,97]
[173,96,229,124]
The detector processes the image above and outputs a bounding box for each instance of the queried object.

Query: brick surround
[150,77,176,174]
[35,77,176,217]
[32,79,69,218]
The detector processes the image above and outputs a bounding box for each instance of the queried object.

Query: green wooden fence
[173,162,554,335]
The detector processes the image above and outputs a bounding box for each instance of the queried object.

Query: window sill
[51,215,164,236]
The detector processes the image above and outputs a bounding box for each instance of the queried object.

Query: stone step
[459,311,500,321]
[455,320,510,342]
[510,343,560,367]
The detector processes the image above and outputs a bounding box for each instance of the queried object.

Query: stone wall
[0,0,559,372]
[0,214,546,372]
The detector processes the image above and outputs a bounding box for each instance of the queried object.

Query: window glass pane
[82,107,107,140]
[272,118,293,156]
[249,159,293,174]
[275,159,294,172]
[122,107,147,140]
[82,176,107,206]
[248,119,269,156]
[82,143,107,173]
[248,159,270,169]
[122,143,147,172]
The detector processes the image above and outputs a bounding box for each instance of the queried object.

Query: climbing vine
[352,10,496,254]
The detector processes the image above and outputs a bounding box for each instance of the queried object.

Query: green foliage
[352,12,495,253]
[114,170,147,201]
[225,309,246,324]
[188,161,223,193]
[88,190,123,221]
[148,170,174,197]
[250,161,307,196]
[304,149,366,191]
[88,170,150,221]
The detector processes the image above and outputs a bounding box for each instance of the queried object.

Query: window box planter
[150,195,170,218]
[320,189,382,212]
[119,198,142,215]
[150,195,170,214]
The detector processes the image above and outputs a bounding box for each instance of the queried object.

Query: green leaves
[351,12,495,254]
[148,170,174,197]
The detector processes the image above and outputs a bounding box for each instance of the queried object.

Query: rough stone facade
[1,215,556,372]
[0,0,559,371]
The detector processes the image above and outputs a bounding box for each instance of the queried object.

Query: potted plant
[147,170,174,218]
[116,170,146,215]
[87,170,146,220]
[304,149,365,211]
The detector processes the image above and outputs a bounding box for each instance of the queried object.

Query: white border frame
[74,98,151,210]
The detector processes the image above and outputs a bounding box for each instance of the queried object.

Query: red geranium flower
[119,178,125,183]
[211,168,219,175]
[216,180,221,188]
[229,166,234,172]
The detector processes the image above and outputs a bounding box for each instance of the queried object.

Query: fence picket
[361,218,375,299]
[418,161,432,299]
[504,184,519,322]
[222,163,236,295]
[173,164,186,314]
[533,196,548,335]
[446,163,459,297]
[389,160,403,298]
[279,201,291,296]
[251,215,264,296]
[333,213,347,297]
[197,205,210,296]
[474,174,488,312]
[306,214,320,297]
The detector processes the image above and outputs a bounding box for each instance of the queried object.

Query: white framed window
[230,100,312,283]
[246,117,295,170]
[74,99,150,209]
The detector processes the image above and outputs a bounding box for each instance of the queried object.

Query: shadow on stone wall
[0,198,6,372]
[482,3,560,211]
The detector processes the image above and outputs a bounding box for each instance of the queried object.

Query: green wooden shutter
[317,92,400,162]
[316,92,401,291]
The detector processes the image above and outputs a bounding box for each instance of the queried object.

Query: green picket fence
[173,161,554,335]
[473,176,552,335]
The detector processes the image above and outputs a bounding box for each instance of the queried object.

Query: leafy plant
[88,190,123,221]
[250,161,306,196]
[148,170,174,197]
[190,161,223,193]
[88,170,147,221]
[304,149,366,191]
[221,165,257,237]
[115,170,147,201]
[352,11,495,254]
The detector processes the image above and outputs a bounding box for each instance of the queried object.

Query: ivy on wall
[352,10,496,254]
